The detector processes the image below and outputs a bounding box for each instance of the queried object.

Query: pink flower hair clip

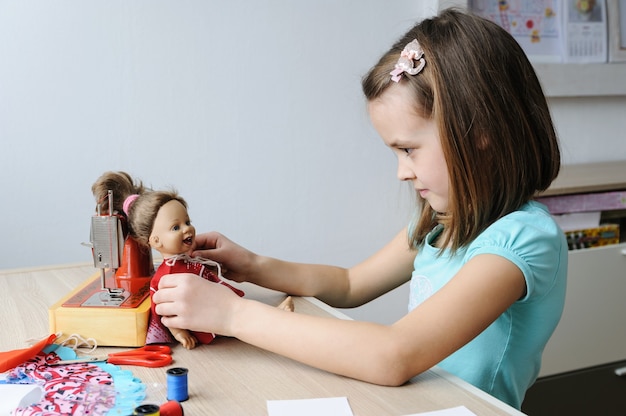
[390,39,426,83]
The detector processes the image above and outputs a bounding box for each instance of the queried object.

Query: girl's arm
[192,229,416,308]
[155,251,525,386]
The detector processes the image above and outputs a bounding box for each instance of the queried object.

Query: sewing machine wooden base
[49,271,151,347]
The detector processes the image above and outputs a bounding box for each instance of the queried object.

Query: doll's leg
[170,328,198,350]
[277,296,295,312]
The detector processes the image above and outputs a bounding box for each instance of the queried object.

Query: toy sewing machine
[49,191,154,347]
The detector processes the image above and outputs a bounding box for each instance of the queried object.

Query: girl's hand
[153,272,242,337]
[191,232,257,283]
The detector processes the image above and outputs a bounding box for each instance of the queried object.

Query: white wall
[549,95,626,164]
[1,1,624,325]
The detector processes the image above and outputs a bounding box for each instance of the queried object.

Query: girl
[152,9,567,409]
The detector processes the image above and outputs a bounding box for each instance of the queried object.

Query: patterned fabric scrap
[7,346,145,416]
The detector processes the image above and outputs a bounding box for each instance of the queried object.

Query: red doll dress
[145,256,244,345]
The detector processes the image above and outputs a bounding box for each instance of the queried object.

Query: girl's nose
[397,158,416,181]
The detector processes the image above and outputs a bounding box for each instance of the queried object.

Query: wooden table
[0,263,524,415]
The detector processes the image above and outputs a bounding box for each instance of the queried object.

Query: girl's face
[368,83,449,213]
[149,199,196,258]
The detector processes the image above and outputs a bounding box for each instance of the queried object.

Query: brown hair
[92,171,187,246]
[362,9,560,252]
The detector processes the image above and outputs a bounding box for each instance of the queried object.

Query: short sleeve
[464,201,567,302]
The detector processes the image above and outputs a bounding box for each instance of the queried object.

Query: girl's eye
[401,148,414,155]
[186,220,192,226]
[172,225,180,231]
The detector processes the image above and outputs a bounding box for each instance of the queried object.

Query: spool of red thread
[160,400,184,416]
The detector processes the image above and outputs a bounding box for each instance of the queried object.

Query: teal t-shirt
[408,201,567,409]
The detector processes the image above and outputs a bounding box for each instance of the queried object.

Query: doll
[92,171,293,349]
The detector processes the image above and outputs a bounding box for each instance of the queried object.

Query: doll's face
[149,199,196,258]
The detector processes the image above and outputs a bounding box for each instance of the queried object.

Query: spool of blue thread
[166,367,189,402]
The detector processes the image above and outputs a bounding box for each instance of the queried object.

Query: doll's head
[129,192,195,257]
[92,171,191,256]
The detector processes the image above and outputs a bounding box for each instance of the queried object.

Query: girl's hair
[92,171,187,247]
[362,9,560,252]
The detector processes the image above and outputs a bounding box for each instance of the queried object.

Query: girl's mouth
[183,237,193,245]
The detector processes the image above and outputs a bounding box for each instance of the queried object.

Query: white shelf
[534,62,626,98]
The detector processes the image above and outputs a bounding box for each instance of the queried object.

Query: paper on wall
[562,0,608,62]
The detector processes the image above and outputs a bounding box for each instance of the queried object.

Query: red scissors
[55,345,172,368]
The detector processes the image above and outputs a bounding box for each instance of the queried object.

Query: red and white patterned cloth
[8,350,114,415]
